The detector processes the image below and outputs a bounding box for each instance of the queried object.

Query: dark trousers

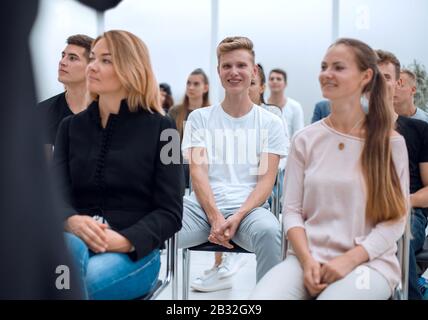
[409,208,427,300]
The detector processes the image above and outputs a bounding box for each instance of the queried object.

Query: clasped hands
[302,254,357,297]
[207,214,241,249]
[65,215,133,253]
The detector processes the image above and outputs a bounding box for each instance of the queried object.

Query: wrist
[300,253,315,267]
[234,209,247,220]
[410,194,415,207]
[64,214,78,231]
[346,246,369,266]
[207,211,224,224]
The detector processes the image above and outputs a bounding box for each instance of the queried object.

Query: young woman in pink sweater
[251,38,409,300]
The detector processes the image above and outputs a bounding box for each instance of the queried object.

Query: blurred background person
[394,69,428,123]
[169,68,210,189]
[311,100,330,123]
[376,49,428,300]
[159,82,174,113]
[267,68,304,137]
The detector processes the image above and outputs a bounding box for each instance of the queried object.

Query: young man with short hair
[38,34,94,145]
[178,36,287,285]
[267,68,304,137]
[377,49,428,300]
[394,69,428,123]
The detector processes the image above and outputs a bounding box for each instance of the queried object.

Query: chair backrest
[392,214,411,300]
[271,169,282,219]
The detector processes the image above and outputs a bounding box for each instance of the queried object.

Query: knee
[254,219,281,243]
[65,233,86,252]
[64,232,89,264]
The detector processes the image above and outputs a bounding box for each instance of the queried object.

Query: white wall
[338,0,428,68]
[218,0,332,124]
[104,0,212,109]
[30,0,428,124]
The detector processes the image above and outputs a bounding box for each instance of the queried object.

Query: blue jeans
[64,232,160,300]
[409,208,427,300]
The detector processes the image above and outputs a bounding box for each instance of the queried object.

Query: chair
[271,169,283,220]
[141,233,178,300]
[416,236,428,275]
[181,241,252,300]
[180,172,283,300]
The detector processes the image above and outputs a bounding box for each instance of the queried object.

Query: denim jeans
[409,208,427,300]
[64,232,160,300]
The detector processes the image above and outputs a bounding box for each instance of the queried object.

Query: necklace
[326,116,364,151]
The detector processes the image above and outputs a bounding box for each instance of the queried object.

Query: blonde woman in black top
[54,30,184,300]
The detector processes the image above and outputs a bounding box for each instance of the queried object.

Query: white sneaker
[217,253,247,279]
[190,267,233,292]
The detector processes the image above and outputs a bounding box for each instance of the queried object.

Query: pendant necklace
[326,116,364,151]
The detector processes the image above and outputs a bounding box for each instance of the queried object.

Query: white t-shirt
[182,104,287,210]
[262,104,290,170]
[282,97,304,137]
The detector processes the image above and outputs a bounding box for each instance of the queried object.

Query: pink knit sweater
[283,120,410,291]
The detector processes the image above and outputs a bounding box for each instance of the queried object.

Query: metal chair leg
[171,233,178,300]
[182,248,190,300]
[402,221,410,299]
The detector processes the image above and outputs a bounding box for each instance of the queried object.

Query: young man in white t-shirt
[178,37,287,286]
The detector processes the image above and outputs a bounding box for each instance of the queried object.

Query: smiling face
[86,38,124,96]
[58,44,88,85]
[319,44,372,102]
[217,49,256,95]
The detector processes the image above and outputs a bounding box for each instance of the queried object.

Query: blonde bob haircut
[92,30,163,115]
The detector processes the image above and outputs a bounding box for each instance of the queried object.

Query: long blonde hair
[92,30,163,115]
[333,38,407,224]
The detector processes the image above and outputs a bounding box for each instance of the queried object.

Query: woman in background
[169,68,210,189]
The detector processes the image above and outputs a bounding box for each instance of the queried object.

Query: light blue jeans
[64,232,160,300]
